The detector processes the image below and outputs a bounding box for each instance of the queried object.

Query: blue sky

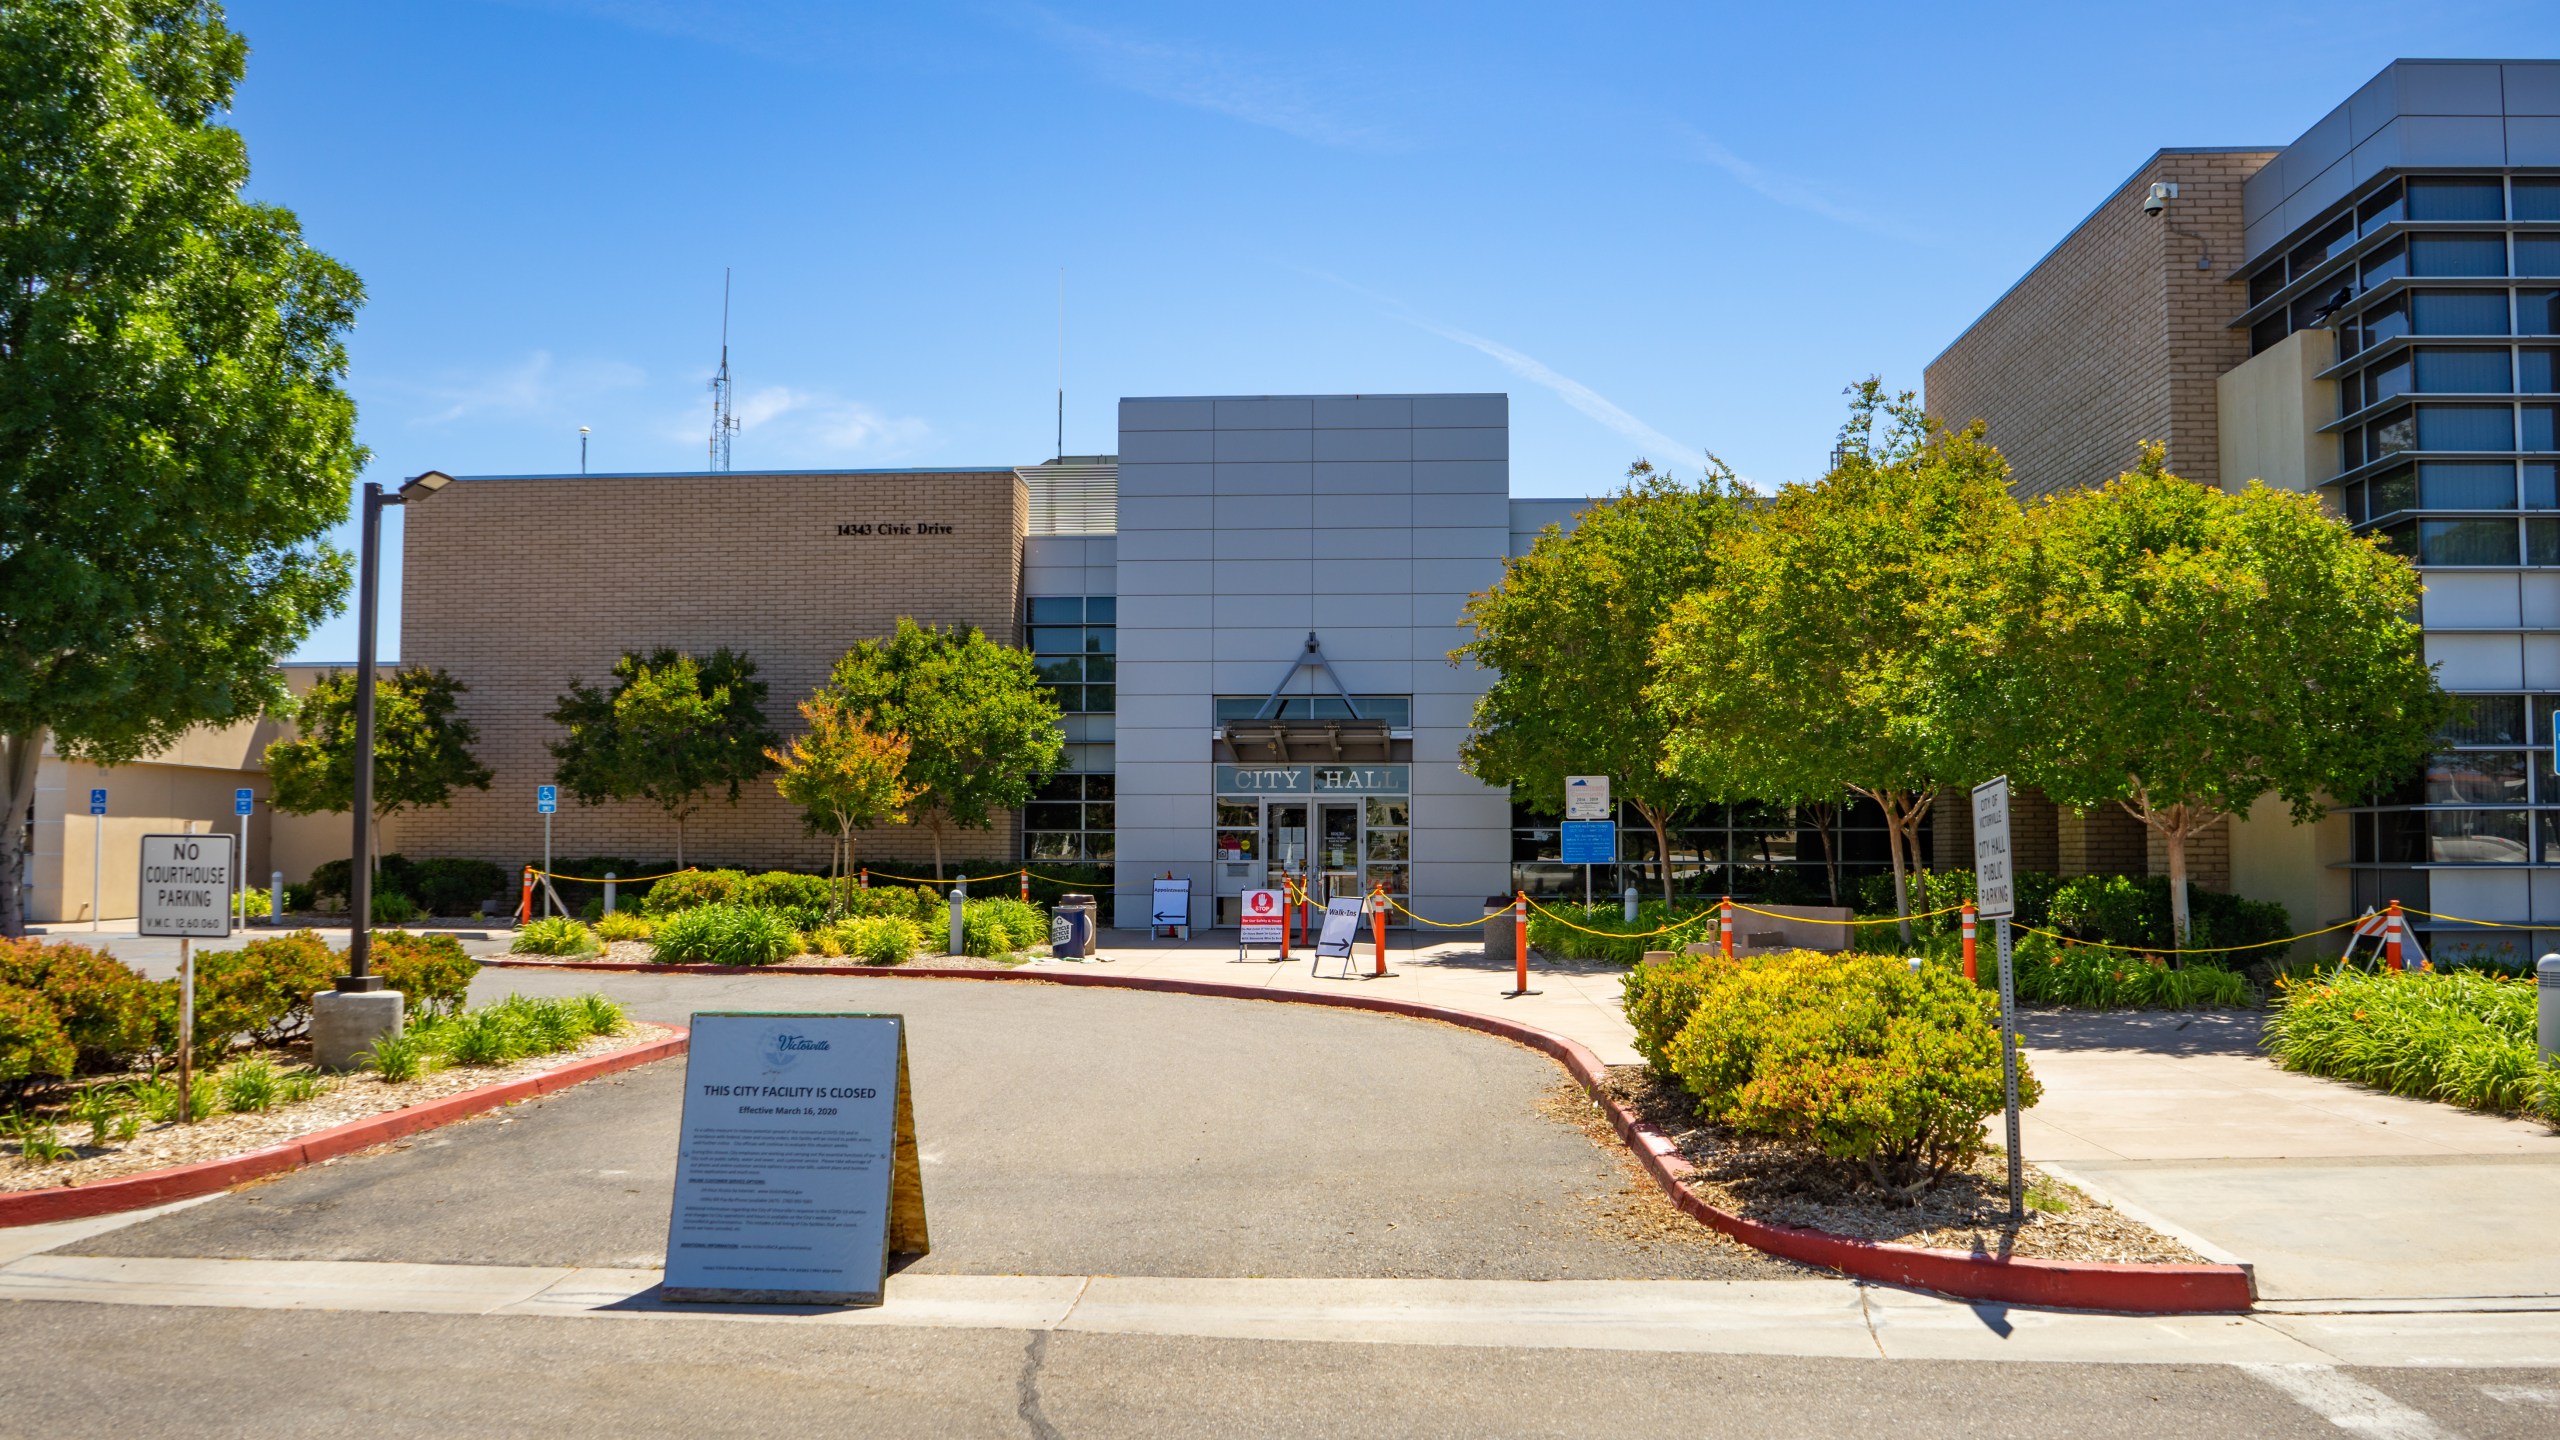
[236,0,2557,659]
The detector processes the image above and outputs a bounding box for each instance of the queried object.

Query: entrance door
[1317,802,1362,904]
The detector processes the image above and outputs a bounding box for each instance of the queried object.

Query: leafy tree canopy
[1651,381,2019,929]
[265,666,493,822]
[1453,460,1754,904]
[0,1,364,934]
[823,618,1064,878]
[546,648,776,866]
[767,694,914,881]
[1955,445,2447,941]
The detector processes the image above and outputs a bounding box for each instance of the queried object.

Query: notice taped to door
[662,1012,928,1306]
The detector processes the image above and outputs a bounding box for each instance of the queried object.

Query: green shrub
[1621,952,1727,1074]
[1660,950,2036,1190]
[6,1111,73,1165]
[649,903,800,966]
[370,931,480,1016]
[577,994,626,1035]
[511,916,598,957]
[413,858,509,915]
[817,915,924,965]
[194,930,338,1053]
[283,881,318,913]
[840,883,946,929]
[1526,901,1716,966]
[362,1031,431,1083]
[640,868,747,916]
[737,871,831,913]
[2006,930,2252,1008]
[131,1074,217,1123]
[958,897,1048,957]
[2265,964,2555,1119]
[369,890,420,923]
[440,1007,522,1066]
[310,855,422,911]
[594,911,653,944]
[0,985,76,1095]
[2042,874,2292,966]
[217,1056,279,1113]
[0,938,163,1071]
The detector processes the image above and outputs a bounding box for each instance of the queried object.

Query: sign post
[233,788,255,924]
[1970,776,2023,1223]
[87,788,106,932]
[662,1011,928,1306]
[536,785,558,918]
[138,833,235,1126]
[1565,775,1611,911]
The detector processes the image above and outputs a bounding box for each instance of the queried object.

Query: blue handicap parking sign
[88,788,107,816]
[235,788,255,815]
[537,784,558,814]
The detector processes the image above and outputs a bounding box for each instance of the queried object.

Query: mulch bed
[573,939,1023,971]
[1598,1064,2202,1265]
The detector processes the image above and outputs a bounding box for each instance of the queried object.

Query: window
[2430,751,2528,804]
[2412,290,2510,335]
[1026,597,1115,715]
[2359,180,2406,233]
[1023,772,1115,865]
[2412,348,2512,393]
[2442,695,2526,746]
[2290,215,2357,276]
[2369,407,2416,459]
[2416,405,2514,451]
[2420,517,2518,565]
[2518,237,2560,277]
[2427,809,2530,863]
[2419,461,2515,509]
[2529,407,2559,454]
[2530,462,2560,510]
[2406,177,2505,222]
[2361,240,2408,287]
[2529,517,2560,564]
[2252,313,2291,355]
[2370,466,2418,516]
[2521,291,2560,337]
[2524,350,2559,394]
[2408,234,2508,277]
[2517,179,2560,222]
[2356,295,2410,349]
[1211,695,1413,725]
[2248,262,2288,307]
[2362,354,2413,408]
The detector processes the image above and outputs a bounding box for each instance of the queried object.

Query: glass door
[1317,802,1362,905]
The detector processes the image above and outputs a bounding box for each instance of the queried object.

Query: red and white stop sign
[1241,888,1284,941]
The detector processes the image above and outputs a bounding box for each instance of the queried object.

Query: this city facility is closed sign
[662,1012,927,1306]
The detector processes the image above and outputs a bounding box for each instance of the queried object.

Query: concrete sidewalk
[1038,932,2560,1303]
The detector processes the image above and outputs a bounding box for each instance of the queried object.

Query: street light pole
[337,471,452,994]
[579,426,590,474]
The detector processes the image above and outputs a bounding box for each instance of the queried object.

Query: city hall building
[385,393,1566,931]
[1930,57,2560,961]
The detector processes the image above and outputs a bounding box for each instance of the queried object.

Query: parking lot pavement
[68,973,1793,1282]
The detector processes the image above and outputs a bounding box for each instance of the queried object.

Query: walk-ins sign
[663,1012,927,1306]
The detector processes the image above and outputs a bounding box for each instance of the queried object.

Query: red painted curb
[0,1027,689,1230]
[489,960,2256,1313]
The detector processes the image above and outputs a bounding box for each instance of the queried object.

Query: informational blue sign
[1559,820,1617,865]
[88,788,107,816]
[234,787,255,816]
[536,784,558,814]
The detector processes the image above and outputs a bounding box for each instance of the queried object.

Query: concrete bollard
[604,872,617,915]
[270,871,284,925]
[949,887,966,957]
[2540,954,2560,1066]
[1623,885,1638,924]
[313,989,404,1071]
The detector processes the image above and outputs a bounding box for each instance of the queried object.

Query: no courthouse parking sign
[137,834,234,939]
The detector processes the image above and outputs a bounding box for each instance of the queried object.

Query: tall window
[1026,596,1115,714]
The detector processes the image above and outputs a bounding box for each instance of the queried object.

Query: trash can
[1482,896,1516,966]
[1053,893,1098,959]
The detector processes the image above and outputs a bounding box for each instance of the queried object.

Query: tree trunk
[1632,801,1677,909]
[672,812,686,869]
[2119,792,2208,952]
[929,812,946,881]
[0,729,41,938]
[1858,787,1934,948]
[1804,800,1841,906]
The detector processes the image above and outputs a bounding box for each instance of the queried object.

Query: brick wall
[1930,787,2058,875]
[1925,149,2274,497]
[2056,805,2151,878]
[2147,814,2232,894]
[396,470,1027,874]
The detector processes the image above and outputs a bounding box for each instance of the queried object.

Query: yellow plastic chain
[2008,915,2366,955]
[1724,898,1970,926]
[530,867,700,884]
[1380,893,1514,928]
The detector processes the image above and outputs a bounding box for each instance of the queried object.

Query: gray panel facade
[1112,395,1515,928]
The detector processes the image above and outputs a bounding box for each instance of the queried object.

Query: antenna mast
[1055,267,1065,461]
[708,268,738,472]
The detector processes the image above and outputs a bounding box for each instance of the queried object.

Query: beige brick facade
[396,470,1028,875]
[1926,149,2274,498]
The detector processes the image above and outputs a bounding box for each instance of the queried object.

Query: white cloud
[1677,127,1925,242]
[1413,318,1709,474]
[403,350,647,426]
[735,385,932,455]
[1022,8,1396,150]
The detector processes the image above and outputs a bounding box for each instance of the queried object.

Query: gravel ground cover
[1600,1065,2203,1264]
[1,1021,674,1194]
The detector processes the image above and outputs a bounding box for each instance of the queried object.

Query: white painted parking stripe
[2238,1363,2457,1439]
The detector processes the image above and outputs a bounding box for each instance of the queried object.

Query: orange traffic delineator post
[1019,870,1029,903]
[516,866,535,924]
[1962,902,1978,982]
[859,868,869,889]
[2385,899,2405,972]
[1720,896,1734,959]
[1370,883,1387,977]
[1504,890,1538,997]
[1281,874,1294,961]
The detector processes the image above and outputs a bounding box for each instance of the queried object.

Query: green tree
[767,694,914,885]
[1652,382,2019,939]
[1454,462,1753,906]
[1959,446,2446,944]
[264,667,494,881]
[823,619,1064,879]
[0,2,364,935]
[546,648,777,867]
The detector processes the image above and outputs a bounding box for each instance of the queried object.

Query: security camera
[2144,181,2178,216]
